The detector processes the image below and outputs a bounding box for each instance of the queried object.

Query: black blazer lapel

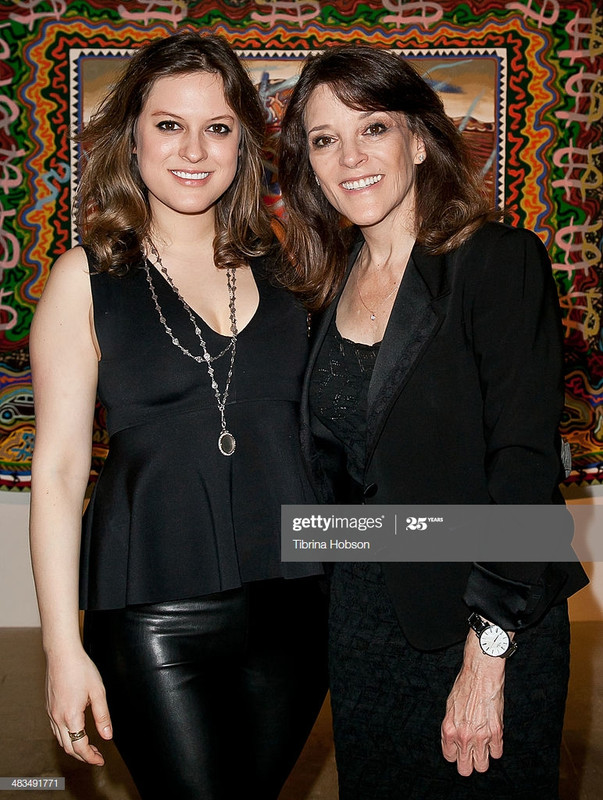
[366,245,450,458]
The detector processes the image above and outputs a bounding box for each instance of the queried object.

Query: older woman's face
[304,85,424,234]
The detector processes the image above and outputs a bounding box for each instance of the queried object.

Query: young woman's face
[304,84,424,234]
[134,71,241,223]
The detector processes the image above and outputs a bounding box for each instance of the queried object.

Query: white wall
[562,483,603,622]
[1,486,602,627]
[1,491,39,626]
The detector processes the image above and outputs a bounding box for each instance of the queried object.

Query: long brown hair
[277,46,498,310]
[76,32,273,274]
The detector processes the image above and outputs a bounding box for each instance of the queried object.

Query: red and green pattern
[0,0,601,488]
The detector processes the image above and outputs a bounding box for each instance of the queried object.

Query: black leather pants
[83,577,328,800]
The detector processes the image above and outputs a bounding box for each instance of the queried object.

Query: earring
[417,153,425,163]
[314,173,320,186]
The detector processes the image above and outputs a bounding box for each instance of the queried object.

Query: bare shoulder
[36,247,91,308]
[45,245,90,283]
[32,247,94,342]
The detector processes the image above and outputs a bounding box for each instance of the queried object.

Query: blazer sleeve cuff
[463,562,568,630]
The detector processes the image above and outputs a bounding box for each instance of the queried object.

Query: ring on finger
[67,729,86,742]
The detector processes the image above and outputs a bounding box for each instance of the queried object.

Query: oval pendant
[218,430,236,456]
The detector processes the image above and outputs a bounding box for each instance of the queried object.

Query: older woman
[277,45,587,799]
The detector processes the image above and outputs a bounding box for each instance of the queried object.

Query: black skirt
[329,562,570,800]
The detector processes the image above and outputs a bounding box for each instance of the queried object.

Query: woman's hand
[440,631,506,775]
[45,648,113,766]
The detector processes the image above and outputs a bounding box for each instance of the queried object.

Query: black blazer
[301,222,588,650]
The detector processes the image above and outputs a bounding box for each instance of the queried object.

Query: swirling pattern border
[0,0,600,488]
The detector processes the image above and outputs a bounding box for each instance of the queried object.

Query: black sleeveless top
[80,253,321,610]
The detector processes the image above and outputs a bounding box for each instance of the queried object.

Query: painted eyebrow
[149,111,236,123]
[307,111,390,135]
[306,124,332,135]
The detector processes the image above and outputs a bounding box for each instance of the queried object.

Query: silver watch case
[468,612,518,658]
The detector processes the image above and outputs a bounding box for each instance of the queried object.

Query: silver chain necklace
[355,266,400,322]
[144,240,238,457]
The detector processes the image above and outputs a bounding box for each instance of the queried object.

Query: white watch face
[479,625,510,657]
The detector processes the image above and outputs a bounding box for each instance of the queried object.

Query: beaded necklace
[144,240,238,456]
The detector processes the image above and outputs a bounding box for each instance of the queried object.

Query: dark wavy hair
[76,32,273,274]
[277,45,499,310]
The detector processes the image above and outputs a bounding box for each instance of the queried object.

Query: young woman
[277,45,587,799]
[30,32,327,799]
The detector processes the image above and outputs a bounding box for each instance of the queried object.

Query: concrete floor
[0,623,601,799]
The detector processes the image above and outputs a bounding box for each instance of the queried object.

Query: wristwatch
[468,612,518,658]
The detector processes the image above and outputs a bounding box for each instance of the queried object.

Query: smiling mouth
[341,174,383,191]
[171,170,210,180]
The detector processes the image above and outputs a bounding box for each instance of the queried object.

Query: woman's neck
[334,219,417,346]
[357,230,416,281]
[149,203,216,253]
[358,208,417,277]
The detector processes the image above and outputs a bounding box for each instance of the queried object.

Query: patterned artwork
[0,0,601,489]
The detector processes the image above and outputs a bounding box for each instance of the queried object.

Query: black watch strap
[468,612,489,636]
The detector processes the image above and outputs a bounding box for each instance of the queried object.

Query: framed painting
[0,0,600,488]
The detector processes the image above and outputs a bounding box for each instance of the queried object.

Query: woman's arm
[463,225,570,624]
[30,247,112,765]
[442,224,567,774]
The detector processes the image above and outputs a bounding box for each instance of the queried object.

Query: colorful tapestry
[0,0,601,489]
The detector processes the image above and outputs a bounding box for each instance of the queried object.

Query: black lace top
[309,315,380,484]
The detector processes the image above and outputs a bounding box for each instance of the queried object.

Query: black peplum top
[79,252,321,610]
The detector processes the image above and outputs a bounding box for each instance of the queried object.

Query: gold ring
[68,729,86,742]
